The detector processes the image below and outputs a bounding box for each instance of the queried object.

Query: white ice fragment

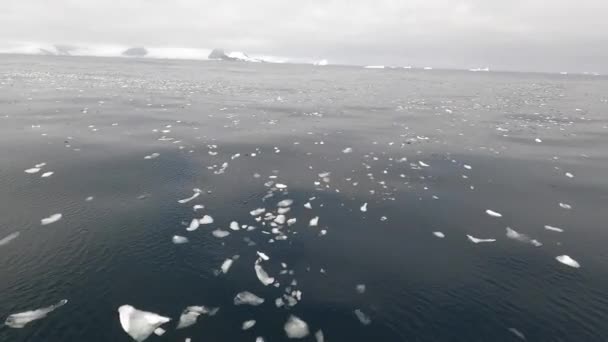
[433,232,445,238]
[178,189,202,204]
[212,229,230,238]
[177,306,218,329]
[234,291,264,306]
[35,162,46,168]
[256,338,265,342]
[544,225,564,233]
[508,328,527,340]
[559,203,572,210]
[41,213,62,225]
[309,217,319,227]
[356,284,366,294]
[172,235,189,244]
[342,147,353,154]
[464,164,472,170]
[0,232,20,246]
[276,184,287,189]
[255,261,275,286]
[187,219,200,231]
[556,255,580,268]
[360,203,368,212]
[221,258,234,274]
[193,204,204,211]
[229,221,240,231]
[354,309,372,325]
[250,208,266,216]
[242,320,256,330]
[284,315,310,339]
[144,153,160,160]
[287,218,297,226]
[25,168,41,174]
[257,251,270,261]
[304,202,312,209]
[467,235,496,244]
[274,215,286,225]
[200,215,214,224]
[506,227,542,247]
[41,171,54,178]
[418,161,429,167]
[4,299,68,328]
[485,209,502,218]
[565,172,574,178]
[535,138,542,143]
[278,199,294,207]
[118,305,170,342]
[85,196,94,201]
[315,330,325,342]
[154,327,166,336]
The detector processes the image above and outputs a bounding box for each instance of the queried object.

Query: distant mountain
[122,47,148,57]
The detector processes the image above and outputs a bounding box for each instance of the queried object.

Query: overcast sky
[2,0,607,72]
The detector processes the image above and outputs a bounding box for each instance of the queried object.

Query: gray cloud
[2,0,607,72]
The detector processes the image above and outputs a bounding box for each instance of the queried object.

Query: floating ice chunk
[250,208,266,216]
[118,305,170,341]
[506,227,542,246]
[433,232,445,238]
[4,299,68,328]
[274,215,286,225]
[418,161,429,167]
[144,153,160,160]
[508,328,526,340]
[304,202,312,209]
[565,172,574,178]
[25,168,41,174]
[200,215,214,224]
[364,65,385,69]
[193,204,204,211]
[0,232,20,246]
[360,203,368,212]
[257,251,270,261]
[187,219,200,231]
[356,284,366,294]
[278,199,294,207]
[354,309,371,325]
[242,320,256,330]
[559,203,572,210]
[309,217,319,227]
[86,196,94,201]
[41,171,54,178]
[287,218,297,226]
[544,225,564,232]
[41,213,62,225]
[154,327,166,336]
[256,337,265,342]
[315,330,325,342]
[284,315,310,338]
[212,229,230,238]
[535,138,542,143]
[177,306,218,329]
[221,258,234,274]
[276,184,287,189]
[35,162,46,168]
[172,235,189,244]
[255,261,275,286]
[556,255,580,268]
[464,164,472,170]
[234,291,264,306]
[485,209,502,218]
[467,235,496,243]
[229,221,240,231]
[178,189,201,204]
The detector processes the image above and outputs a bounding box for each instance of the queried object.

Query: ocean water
[1,55,608,342]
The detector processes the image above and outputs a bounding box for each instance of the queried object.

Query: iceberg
[4,299,68,328]
[118,305,171,342]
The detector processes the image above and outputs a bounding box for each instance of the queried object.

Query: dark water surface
[1,55,608,341]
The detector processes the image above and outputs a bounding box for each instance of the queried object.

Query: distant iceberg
[122,47,148,57]
[314,59,328,66]
[469,67,490,72]
[364,65,385,69]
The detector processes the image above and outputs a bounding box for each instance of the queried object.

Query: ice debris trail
[284,315,310,338]
[178,188,201,204]
[467,235,496,243]
[0,232,20,246]
[41,213,62,225]
[556,255,580,268]
[118,305,171,342]
[5,299,68,328]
